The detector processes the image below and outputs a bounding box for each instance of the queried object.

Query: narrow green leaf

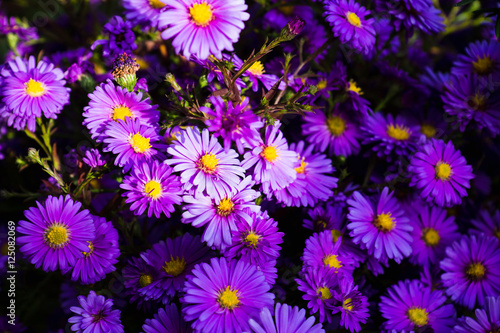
[496,15,500,41]
[455,0,476,6]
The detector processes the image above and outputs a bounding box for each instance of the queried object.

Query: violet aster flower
[242,122,297,195]
[248,303,325,333]
[103,118,165,173]
[408,139,474,207]
[122,0,166,29]
[68,290,124,333]
[379,279,456,332]
[159,0,250,60]
[64,216,120,285]
[0,56,70,132]
[142,304,193,333]
[453,296,500,333]
[452,40,500,78]
[141,233,213,301]
[202,95,264,154]
[346,187,413,263]
[17,195,95,272]
[405,199,459,267]
[182,176,260,249]
[332,277,369,332]
[83,80,159,142]
[122,256,165,308]
[232,55,286,92]
[91,16,137,59]
[120,160,183,218]
[304,204,345,233]
[181,257,275,333]
[303,109,361,157]
[167,126,245,196]
[323,0,376,54]
[440,235,500,309]
[471,209,500,241]
[82,148,106,168]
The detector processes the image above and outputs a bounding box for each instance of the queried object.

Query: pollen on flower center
[25,79,45,97]
[82,241,94,257]
[420,124,436,138]
[407,307,429,326]
[217,197,234,217]
[435,162,452,180]
[247,61,265,76]
[473,56,493,75]
[129,133,152,153]
[144,180,162,199]
[163,255,186,277]
[466,262,486,280]
[317,79,327,90]
[343,298,353,311]
[198,153,218,173]
[244,231,260,247]
[317,286,332,300]
[346,11,362,27]
[375,213,395,231]
[387,124,411,141]
[348,79,363,95]
[323,254,343,271]
[149,0,166,9]
[218,286,240,310]
[190,3,214,27]
[294,157,308,174]
[327,116,346,136]
[331,229,342,242]
[112,106,133,121]
[139,274,153,287]
[261,145,279,163]
[468,94,486,111]
[422,228,440,246]
[44,224,69,248]
[316,220,327,229]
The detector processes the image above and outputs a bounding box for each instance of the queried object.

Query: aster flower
[166,126,245,196]
[103,118,165,173]
[141,233,213,301]
[122,256,166,308]
[202,95,264,153]
[242,122,297,195]
[471,209,500,241]
[248,303,325,333]
[405,199,459,267]
[0,56,70,132]
[408,139,474,207]
[64,216,120,285]
[453,296,500,333]
[379,279,456,332]
[296,265,339,323]
[346,187,413,263]
[142,304,193,333]
[303,109,361,157]
[120,160,183,218]
[122,0,166,29]
[452,40,500,78]
[182,176,260,249]
[159,0,250,60]
[304,204,344,233]
[82,148,106,168]
[232,55,286,92]
[181,257,275,333]
[17,195,95,272]
[440,235,500,309]
[91,16,137,59]
[68,291,124,333]
[253,259,278,287]
[323,0,376,54]
[332,277,369,332]
[83,80,159,142]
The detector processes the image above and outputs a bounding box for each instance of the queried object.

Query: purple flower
[452,40,500,78]
[142,304,193,333]
[122,256,165,308]
[91,16,137,59]
[323,0,376,54]
[68,291,124,333]
[122,0,167,29]
[379,279,456,332]
[346,187,413,263]
[159,0,250,60]
[248,303,325,333]
[408,139,474,207]
[233,55,286,92]
[181,257,275,332]
[471,209,500,241]
[332,277,369,332]
[167,127,245,197]
[440,235,500,309]
[17,195,95,272]
[83,148,106,168]
[120,160,183,218]
[453,296,500,333]
[303,204,345,233]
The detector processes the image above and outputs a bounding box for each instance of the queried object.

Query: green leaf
[455,0,476,6]
[496,15,500,40]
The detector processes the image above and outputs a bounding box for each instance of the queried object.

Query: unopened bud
[165,73,182,92]
[27,147,41,164]
[112,52,139,92]
[280,16,306,42]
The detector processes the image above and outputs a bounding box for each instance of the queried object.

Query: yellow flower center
[466,262,486,280]
[82,241,94,257]
[25,79,45,97]
[44,224,69,248]
[218,286,240,310]
[316,220,327,229]
[247,61,265,76]
[435,162,452,181]
[331,229,342,243]
[261,145,279,163]
[495,229,500,240]
[198,153,218,173]
[139,274,153,288]
[468,94,486,111]
[407,307,429,326]
[348,79,363,95]
[473,56,493,75]
[346,12,361,27]
[244,231,260,247]
[387,124,411,141]
[343,298,353,311]
[149,0,166,9]
[129,133,152,153]
[163,256,186,277]
[422,228,440,246]
[327,116,346,136]
[294,157,308,174]
[190,3,213,27]
[144,180,162,199]
[112,106,133,122]
[217,197,234,217]
[317,79,327,90]
[317,286,332,300]
[420,124,436,138]
[323,254,343,271]
[375,213,395,231]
